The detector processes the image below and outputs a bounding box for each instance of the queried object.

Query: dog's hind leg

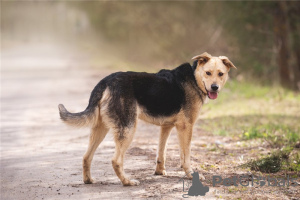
[155,125,173,175]
[111,125,139,186]
[83,120,109,184]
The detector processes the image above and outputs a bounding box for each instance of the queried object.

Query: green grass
[242,127,266,140]
[282,151,300,172]
[221,80,300,101]
[213,129,230,136]
[241,148,300,173]
[201,80,300,116]
[242,124,299,147]
[198,80,300,173]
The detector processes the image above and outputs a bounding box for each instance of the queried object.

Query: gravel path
[0,42,198,200]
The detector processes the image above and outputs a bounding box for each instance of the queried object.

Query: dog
[58,52,236,186]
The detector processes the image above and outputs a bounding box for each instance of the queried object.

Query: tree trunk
[273,2,291,88]
[287,2,300,91]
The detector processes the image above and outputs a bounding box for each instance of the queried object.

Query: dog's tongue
[208,92,218,100]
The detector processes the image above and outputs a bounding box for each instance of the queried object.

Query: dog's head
[192,52,236,100]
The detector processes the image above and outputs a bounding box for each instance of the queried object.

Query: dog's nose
[211,84,219,91]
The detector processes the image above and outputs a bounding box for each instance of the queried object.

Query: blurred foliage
[223,2,300,89]
[73,1,300,88]
[3,1,300,87]
[73,2,235,69]
[221,2,278,82]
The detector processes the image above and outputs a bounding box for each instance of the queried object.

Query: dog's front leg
[176,123,193,179]
[155,125,173,175]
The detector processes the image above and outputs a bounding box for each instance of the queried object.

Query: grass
[282,151,300,172]
[241,150,289,173]
[242,124,299,147]
[201,80,300,117]
[241,147,300,173]
[198,80,300,174]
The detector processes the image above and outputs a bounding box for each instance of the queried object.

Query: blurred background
[2,1,300,89]
[1,2,300,199]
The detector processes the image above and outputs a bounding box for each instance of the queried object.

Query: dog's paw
[185,172,206,180]
[154,170,167,176]
[83,177,94,184]
[122,179,140,186]
[184,169,194,179]
[198,173,206,180]
[186,173,193,179]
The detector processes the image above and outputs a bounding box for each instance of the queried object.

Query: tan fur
[83,118,109,184]
[99,89,116,130]
[193,52,236,94]
[155,125,173,175]
[58,104,99,128]
[111,121,139,186]
[75,52,235,186]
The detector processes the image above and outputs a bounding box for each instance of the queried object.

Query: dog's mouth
[202,81,218,100]
[207,91,218,100]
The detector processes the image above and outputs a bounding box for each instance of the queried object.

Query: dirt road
[1,42,296,200]
[0,42,192,199]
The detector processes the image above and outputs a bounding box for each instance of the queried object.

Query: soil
[1,42,298,200]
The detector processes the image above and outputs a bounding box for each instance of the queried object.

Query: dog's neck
[191,61,207,96]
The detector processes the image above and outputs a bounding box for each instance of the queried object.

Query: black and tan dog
[58,52,236,186]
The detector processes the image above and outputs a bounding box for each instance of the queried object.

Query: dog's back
[58,63,198,128]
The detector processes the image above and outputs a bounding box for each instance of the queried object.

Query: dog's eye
[206,72,211,76]
[218,72,224,76]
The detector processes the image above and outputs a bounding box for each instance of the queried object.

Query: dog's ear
[219,56,237,70]
[192,52,212,65]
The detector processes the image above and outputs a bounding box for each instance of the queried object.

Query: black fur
[95,63,201,117]
[59,62,205,131]
[192,60,198,71]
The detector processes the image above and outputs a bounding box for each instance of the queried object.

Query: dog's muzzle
[207,84,219,100]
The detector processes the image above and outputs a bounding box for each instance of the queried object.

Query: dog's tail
[58,80,107,128]
[58,104,99,128]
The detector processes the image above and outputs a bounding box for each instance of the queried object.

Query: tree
[223,1,300,90]
[273,1,291,88]
[287,1,300,90]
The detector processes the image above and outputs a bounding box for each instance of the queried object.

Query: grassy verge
[198,80,300,173]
